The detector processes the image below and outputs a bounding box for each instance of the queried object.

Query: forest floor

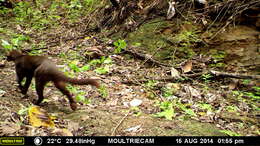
[0,57,226,136]
[0,0,259,136]
[0,24,259,136]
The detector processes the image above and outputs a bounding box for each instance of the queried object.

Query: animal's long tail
[63,76,100,88]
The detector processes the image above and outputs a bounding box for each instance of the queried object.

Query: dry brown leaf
[170,67,181,79]
[52,128,73,136]
[80,115,90,121]
[181,60,193,73]
[0,123,20,135]
[183,85,201,98]
[228,79,238,90]
[107,98,118,106]
[68,121,79,133]
[84,46,105,59]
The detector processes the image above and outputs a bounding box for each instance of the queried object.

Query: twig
[111,110,130,136]
[209,19,232,40]
[209,70,260,79]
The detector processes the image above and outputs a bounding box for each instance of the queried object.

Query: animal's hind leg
[54,81,77,110]
[34,77,47,105]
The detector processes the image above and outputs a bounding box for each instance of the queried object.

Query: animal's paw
[32,99,41,105]
[21,90,27,95]
[22,94,29,99]
[19,87,27,95]
[70,102,77,111]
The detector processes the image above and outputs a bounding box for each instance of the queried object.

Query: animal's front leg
[16,71,25,93]
[21,75,33,95]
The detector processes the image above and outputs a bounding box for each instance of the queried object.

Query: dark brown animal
[7,50,99,110]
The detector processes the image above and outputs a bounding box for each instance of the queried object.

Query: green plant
[69,0,83,9]
[75,91,90,104]
[174,30,200,45]
[176,102,197,117]
[226,105,239,113]
[132,42,141,47]
[242,79,251,85]
[113,39,127,54]
[201,73,213,83]
[1,39,13,51]
[198,103,213,111]
[1,34,29,51]
[131,106,142,116]
[68,60,91,73]
[243,92,260,100]
[209,50,226,68]
[88,56,113,75]
[171,23,201,58]
[67,85,90,104]
[89,56,113,66]
[232,88,260,100]
[145,80,157,89]
[29,49,43,55]
[154,101,175,120]
[252,86,260,95]
[68,60,81,72]
[220,130,241,136]
[0,4,10,15]
[94,66,109,74]
[18,106,29,116]
[161,83,179,100]
[98,85,108,98]
[211,50,226,62]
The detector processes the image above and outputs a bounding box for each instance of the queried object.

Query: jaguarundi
[6,50,100,110]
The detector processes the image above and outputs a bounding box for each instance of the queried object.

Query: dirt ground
[0,54,227,136]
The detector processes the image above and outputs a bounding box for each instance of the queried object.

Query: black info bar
[0,136,259,145]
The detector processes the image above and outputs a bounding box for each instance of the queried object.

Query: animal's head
[6,50,23,61]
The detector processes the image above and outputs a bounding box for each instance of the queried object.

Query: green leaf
[132,42,141,47]
[94,66,109,74]
[76,94,85,102]
[89,59,102,65]
[83,98,91,104]
[198,103,212,111]
[1,40,13,50]
[184,109,196,116]
[80,65,90,72]
[103,57,113,64]
[68,61,80,72]
[67,85,78,93]
[18,107,29,116]
[154,101,174,120]
[113,39,127,54]
[220,130,241,136]
[98,85,108,98]
[11,38,20,46]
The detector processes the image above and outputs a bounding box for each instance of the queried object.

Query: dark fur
[7,50,99,110]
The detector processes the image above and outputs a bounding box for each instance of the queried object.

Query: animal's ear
[6,50,23,61]
[6,51,14,61]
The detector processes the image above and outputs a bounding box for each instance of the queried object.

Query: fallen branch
[123,47,172,67]
[121,69,260,85]
[209,70,260,80]
[111,111,130,136]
